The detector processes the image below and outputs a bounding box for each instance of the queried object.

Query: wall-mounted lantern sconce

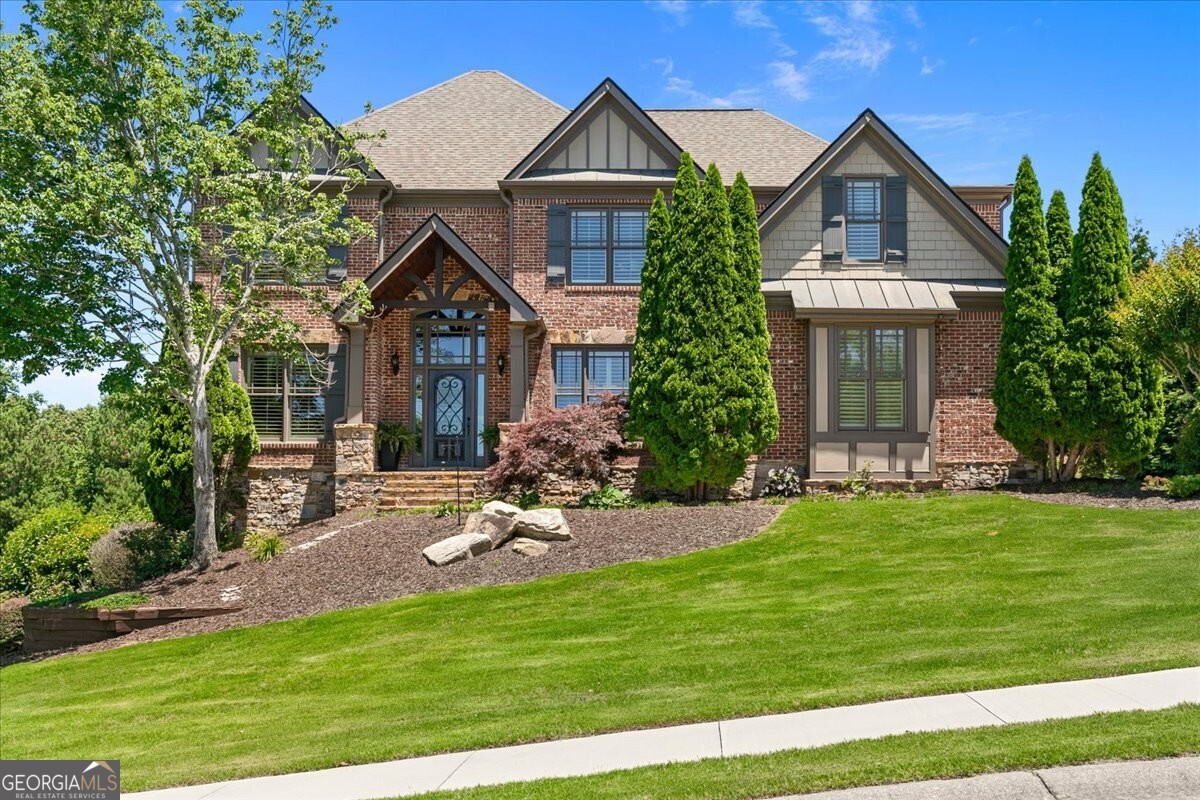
[390,351,400,376]
[496,353,507,376]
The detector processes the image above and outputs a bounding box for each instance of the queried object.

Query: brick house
[234,71,1025,527]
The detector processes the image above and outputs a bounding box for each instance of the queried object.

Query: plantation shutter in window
[547,204,569,278]
[885,176,907,262]
[326,208,349,283]
[247,354,285,440]
[324,343,347,439]
[822,176,844,261]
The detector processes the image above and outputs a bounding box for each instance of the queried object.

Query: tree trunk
[189,379,219,570]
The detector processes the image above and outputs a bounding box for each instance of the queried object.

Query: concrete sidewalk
[780,756,1200,799]
[127,666,1199,800]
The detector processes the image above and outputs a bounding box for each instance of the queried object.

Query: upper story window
[569,208,648,285]
[553,346,631,407]
[845,178,883,262]
[821,175,907,265]
[837,327,906,431]
[245,350,327,441]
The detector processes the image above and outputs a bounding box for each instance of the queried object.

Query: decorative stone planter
[21,605,242,652]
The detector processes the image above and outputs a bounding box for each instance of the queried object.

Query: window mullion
[282,361,291,443]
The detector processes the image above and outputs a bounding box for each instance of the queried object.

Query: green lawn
[1,495,1197,791]
[410,705,1200,800]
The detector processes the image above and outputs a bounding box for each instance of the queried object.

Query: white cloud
[889,112,980,131]
[846,0,878,22]
[806,4,894,71]
[770,61,811,101]
[968,35,979,46]
[171,1,184,12]
[920,56,944,76]
[887,111,1043,143]
[650,0,689,23]
[903,4,923,27]
[654,57,675,77]
[733,0,774,29]
[665,76,762,108]
[731,1,797,57]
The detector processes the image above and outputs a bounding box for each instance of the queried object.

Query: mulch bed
[30,505,779,659]
[987,482,1200,510]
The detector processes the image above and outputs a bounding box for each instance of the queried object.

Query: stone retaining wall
[938,459,1041,489]
[242,467,334,529]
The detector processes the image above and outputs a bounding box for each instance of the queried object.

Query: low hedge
[0,504,111,600]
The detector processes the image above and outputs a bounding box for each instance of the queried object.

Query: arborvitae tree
[636,160,778,495]
[636,155,700,490]
[729,172,779,450]
[139,344,258,534]
[1046,189,1073,314]
[1057,154,1162,472]
[628,190,672,441]
[993,156,1066,468]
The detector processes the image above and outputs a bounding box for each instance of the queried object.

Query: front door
[428,370,472,467]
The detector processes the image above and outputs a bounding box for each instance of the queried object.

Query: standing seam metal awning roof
[762,279,1005,316]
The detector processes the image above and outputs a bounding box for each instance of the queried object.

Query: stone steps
[376,470,484,509]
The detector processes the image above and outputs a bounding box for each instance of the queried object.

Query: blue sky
[9,0,1199,407]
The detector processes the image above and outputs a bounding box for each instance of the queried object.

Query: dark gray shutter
[885,176,907,262]
[821,176,844,261]
[547,204,569,279]
[324,344,347,439]
[326,208,349,282]
[228,351,241,384]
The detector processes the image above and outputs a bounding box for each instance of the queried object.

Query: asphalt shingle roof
[647,109,827,189]
[350,71,566,191]
[350,71,828,192]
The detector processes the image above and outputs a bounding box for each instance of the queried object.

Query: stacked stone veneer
[243,467,333,529]
[333,423,385,514]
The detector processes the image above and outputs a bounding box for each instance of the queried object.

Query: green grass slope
[1,495,1197,791]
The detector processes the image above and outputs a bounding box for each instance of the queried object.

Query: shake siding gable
[760,138,1003,281]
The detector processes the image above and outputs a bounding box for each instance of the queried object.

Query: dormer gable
[242,94,386,181]
[506,78,691,180]
[759,109,1008,282]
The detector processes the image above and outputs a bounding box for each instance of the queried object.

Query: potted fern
[377,421,420,471]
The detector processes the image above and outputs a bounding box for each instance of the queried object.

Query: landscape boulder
[482,500,522,519]
[462,510,518,549]
[422,533,493,567]
[511,538,550,558]
[513,508,572,541]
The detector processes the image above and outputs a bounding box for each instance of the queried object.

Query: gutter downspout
[377,184,395,263]
[501,187,535,421]
[997,194,1013,240]
[500,188,515,278]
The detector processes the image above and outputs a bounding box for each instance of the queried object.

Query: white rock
[512,537,550,557]
[462,510,517,548]
[514,508,572,541]
[482,500,522,519]
[422,533,493,566]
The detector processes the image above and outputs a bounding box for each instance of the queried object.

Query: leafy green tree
[993,157,1067,471]
[729,171,779,450]
[634,160,777,495]
[0,0,374,567]
[1115,228,1200,402]
[1046,189,1073,313]
[1057,155,1162,472]
[139,343,258,533]
[1129,219,1157,274]
[628,190,672,442]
